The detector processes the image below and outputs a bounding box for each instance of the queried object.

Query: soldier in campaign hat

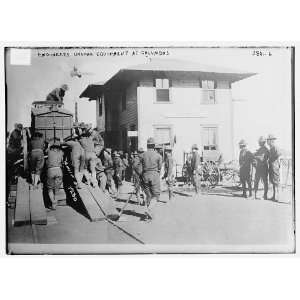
[163,145,175,200]
[253,136,269,200]
[46,84,69,102]
[238,139,254,198]
[267,134,281,201]
[191,143,201,194]
[139,137,163,221]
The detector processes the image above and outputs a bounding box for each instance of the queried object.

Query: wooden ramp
[14,177,30,226]
[77,184,105,222]
[29,186,47,225]
[87,185,118,217]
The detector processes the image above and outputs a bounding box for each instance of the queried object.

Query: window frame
[153,124,173,146]
[201,80,216,105]
[154,78,172,103]
[201,125,218,151]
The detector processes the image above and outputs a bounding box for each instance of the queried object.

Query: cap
[138,147,144,153]
[267,134,276,140]
[165,145,172,151]
[258,136,266,143]
[155,144,162,149]
[192,144,198,150]
[61,84,69,91]
[16,123,23,130]
[239,139,247,146]
[133,151,138,155]
[147,137,155,145]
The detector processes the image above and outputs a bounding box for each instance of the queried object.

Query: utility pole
[75,101,78,123]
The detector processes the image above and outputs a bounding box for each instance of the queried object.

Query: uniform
[164,151,175,200]
[254,145,269,199]
[29,136,45,180]
[46,148,64,189]
[7,128,23,165]
[79,136,97,185]
[132,154,143,203]
[113,155,123,189]
[64,140,85,187]
[239,148,253,197]
[95,157,107,192]
[46,84,68,102]
[269,145,281,187]
[191,148,201,193]
[140,148,162,203]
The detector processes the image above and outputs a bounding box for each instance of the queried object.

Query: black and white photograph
[5,46,295,254]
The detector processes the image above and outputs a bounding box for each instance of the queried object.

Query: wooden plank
[14,177,30,226]
[87,185,118,216]
[29,186,47,225]
[77,185,105,222]
[55,188,66,202]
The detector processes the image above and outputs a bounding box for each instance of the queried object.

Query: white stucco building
[80,59,255,165]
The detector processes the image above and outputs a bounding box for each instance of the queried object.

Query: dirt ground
[6,182,295,254]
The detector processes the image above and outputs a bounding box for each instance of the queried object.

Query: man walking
[238,139,253,198]
[191,144,201,194]
[253,136,269,200]
[139,137,162,221]
[267,134,281,201]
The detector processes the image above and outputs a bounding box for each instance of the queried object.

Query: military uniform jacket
[269,145,281,170]
[164,153,174,178]
[191,151,201,172]
[254,146,269,171]
[239,149,253,179]
[140,149,162,173]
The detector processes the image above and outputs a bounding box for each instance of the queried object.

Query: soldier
[113,151,123,190]
[238,139,254,198]
[46,84,69,102]
[79,131,97,187]
[139,137,162,221]
[29,132,45,187]
[132,151,143,204]
[163,145,175,200]
[46,140,64,210]
[91,128,104,147]
[267,134,281,201]
[62,137,85,189]
[253,136,269,200]
[101,148,117,196]
[191,144,201,194]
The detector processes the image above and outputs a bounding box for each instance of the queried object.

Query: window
[202,80,216,104]
[202,127,218,150]
[155,78,170,102]
[154,126,172,145]
[98,97,103,116]
[122,91,126,111]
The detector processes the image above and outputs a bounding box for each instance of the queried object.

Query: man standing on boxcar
[238,139,254,198]
[139,137,162,221]
[191,144,201,195]
[46,84,69,102]
[267,134,282,201]
[253,136,269,200]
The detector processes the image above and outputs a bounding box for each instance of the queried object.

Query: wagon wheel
[207,166,219,188]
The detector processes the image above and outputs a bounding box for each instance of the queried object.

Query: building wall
[137,81,233,166]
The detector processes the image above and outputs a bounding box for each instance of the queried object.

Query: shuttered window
[201,80,216,104]
[122,91,126,111]
[155,79,170,102]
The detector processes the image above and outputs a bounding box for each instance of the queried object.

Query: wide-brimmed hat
[267,134,276,140]
[138,147,144,153]
[164,145,172,151]
[61,84,69,91]
[239,139,247,146]
[258,136,266,143]
[133,151,138,155]
[192,144,198,150]
[147,137,155,145]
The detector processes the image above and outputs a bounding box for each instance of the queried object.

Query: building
[80,59,255,165]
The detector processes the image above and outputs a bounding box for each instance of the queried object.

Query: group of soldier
[238,134,281,201]
[6,121,175,220]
